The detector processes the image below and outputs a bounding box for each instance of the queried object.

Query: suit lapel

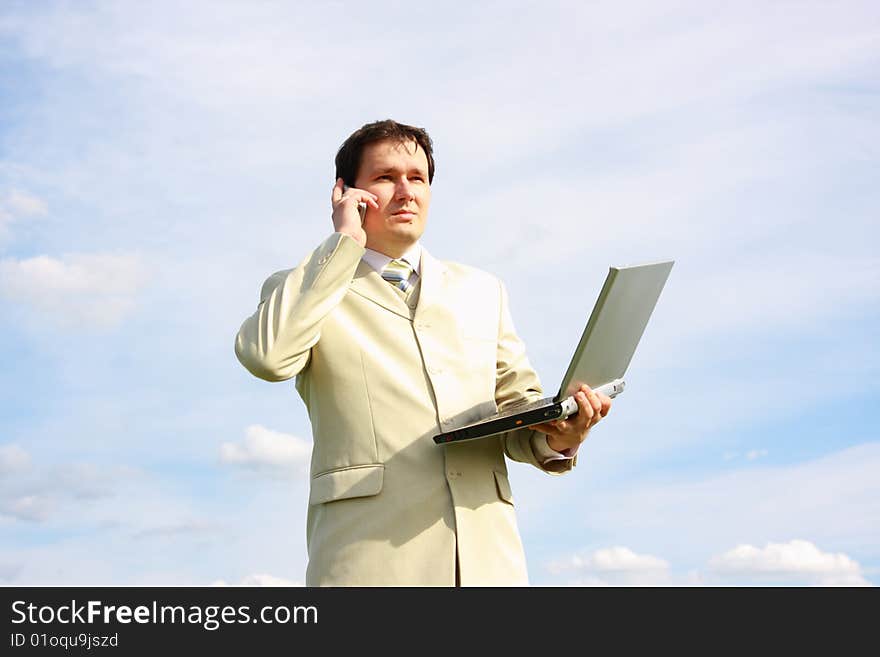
[414,247,451,325]
[349,260,412,320]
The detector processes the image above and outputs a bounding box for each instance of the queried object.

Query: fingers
[549,391,590,427]
[598,393,612,418]
[533,421,568,441]
[531,421,557,435]
[571,389,592,423]
[333,178,379,209]
[582,385,612,419]
[534,385,613,452]
[582,386,602,418]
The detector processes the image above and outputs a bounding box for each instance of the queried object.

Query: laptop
[433,260,674,445]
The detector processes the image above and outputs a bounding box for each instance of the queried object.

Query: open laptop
[433,260,674,445]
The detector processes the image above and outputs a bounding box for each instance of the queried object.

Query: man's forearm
[235,232,365,381]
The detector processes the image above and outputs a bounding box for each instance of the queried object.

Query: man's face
[354,138,431,257]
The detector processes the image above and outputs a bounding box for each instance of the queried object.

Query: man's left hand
[532,384,612,454]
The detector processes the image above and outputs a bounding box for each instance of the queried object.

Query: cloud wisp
[0,444,31,475]
[709,539,870,586]
[545,539,870,586]
[0,443,140,523]
[547,546,672,586]
[211,573,303,587]
[0,189,47,243]
[0,253,146,330]
[220,425,312,475]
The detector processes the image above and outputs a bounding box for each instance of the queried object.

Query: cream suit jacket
[235,233,574,586]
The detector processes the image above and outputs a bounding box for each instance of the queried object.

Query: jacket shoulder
[439,259,502,293]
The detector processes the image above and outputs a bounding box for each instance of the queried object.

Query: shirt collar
[362,242,422,276]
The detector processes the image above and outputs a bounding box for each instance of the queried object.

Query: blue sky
[1,0,878,586]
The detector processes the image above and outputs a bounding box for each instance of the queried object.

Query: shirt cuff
[531,432,578,464]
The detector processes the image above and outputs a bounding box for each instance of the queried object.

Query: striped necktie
[381,259,414,292]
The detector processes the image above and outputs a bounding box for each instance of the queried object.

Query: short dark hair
[335,119,435,187]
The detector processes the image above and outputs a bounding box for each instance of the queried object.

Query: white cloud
[543,540,871,586]
[220,425,311,473]
[721,450,768,462]
[0,562,22,582]
[590,546,668,572]
[132,520,218,540]
[0,253,145,329]
[0,450,140,524]
[547,546,671,586]
[0,494,53,522]
[709,539,870,586]
[0,190,47,243]
[0,475,311,584]
[51,462,130,500]
[0,444,31,475]
[211,573,303,587]
[554,442,880,580]
[0,446,56,522]
[5,190,48,217]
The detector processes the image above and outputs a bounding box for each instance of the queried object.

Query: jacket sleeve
[234,233,365,382]
[495,280,576,475]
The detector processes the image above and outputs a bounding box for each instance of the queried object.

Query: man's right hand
[331,178,378,248]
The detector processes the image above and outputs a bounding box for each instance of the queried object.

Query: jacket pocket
[493,470,515,506]
[309,464,384,505]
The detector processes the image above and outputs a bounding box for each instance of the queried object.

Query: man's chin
[366,228,424,255]
[389,223,424,240]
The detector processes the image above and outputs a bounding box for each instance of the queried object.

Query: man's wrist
[336,229,366,248]
[547,435,574,453]
[532,432,578,462]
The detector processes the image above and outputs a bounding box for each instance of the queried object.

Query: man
[235,119,611,586]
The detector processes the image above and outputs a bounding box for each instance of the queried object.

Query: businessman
[235,119,612,585]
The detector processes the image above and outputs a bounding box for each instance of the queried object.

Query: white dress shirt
[362,243,422,285]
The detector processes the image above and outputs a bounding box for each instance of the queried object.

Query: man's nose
[395,179,415,201]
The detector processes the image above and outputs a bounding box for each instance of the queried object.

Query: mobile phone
[342,184,367,223]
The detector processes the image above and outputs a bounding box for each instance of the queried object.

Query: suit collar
[362,242,423,276]
[349,245,448,321]
[349,260,412,319]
